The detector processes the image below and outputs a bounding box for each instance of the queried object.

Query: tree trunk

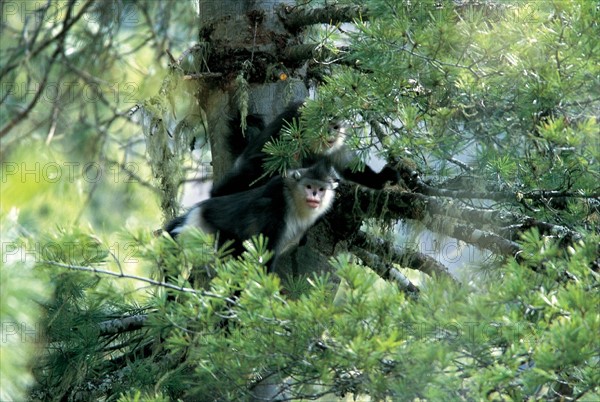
[195,2,337,398]
[197,0,308,179]
[196,0,337,281]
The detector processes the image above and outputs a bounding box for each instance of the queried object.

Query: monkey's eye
[319,187,324,191]
[332,124,340,130]
[306,185,312,189]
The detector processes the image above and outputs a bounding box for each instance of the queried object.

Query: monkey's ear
[331,179,340,190]
[291,170,303,180]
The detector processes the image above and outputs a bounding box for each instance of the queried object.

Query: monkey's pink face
[304,184,326,209]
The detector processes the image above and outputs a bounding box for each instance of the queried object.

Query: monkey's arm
[212,103,303,197]
[210,154,266,197]
[340,164,400,190]
[324,146,399,190]
[211,113,267,197]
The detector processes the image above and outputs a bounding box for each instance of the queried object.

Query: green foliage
[1,0,200,233]
[25,226,598,401]
[118,391,169,402]
[0,213,52,401]
[310,0,599,224]
[2,0,598,400]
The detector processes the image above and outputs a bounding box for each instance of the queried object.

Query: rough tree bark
[196,0,307,177]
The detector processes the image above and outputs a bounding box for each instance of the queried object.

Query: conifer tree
[1,1,598,400]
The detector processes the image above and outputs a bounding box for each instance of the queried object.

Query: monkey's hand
[380,165,402,187]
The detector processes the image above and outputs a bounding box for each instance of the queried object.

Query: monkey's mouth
[306,199,320,208]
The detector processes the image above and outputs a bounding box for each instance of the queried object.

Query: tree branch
[350,245,420,296]
[0,0,96,139]
[397,162,514,202]
[283,43,353,65]
[404,192,582,242]
[40,260,236,303]
[0,0,94,81]
[397,160,598,203]
[280,4,368,32]
[340,187,521,258]
[353,231,454,281]
[423,216,522,257]
[98,315,148,336]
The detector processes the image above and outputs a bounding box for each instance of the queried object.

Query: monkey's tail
[164,214,187,238]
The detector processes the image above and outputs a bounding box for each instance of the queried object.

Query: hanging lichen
[234,69,250,134]
[141,71,190,223]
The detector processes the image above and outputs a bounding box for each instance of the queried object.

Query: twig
[0,49,59,138]
[40,260,236,303]
[0,0,95,80]
[183,72,222,80]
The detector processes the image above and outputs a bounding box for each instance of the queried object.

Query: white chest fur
[276,206,319,255]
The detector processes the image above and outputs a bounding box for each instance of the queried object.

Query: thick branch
[350,245,420,296]
[423,216,521,257]
[397,163,513,202]
[406,192,581,242]
[98,315,148,336]
[397,161,598,204]
[280,4,368,31]
[353,231,454,281]
[343,187,521,257]
[389,161,584,242]
[410,192,515,226]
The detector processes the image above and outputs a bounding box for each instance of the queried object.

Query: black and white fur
[210,101,399,197]
[166,161,338,271]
